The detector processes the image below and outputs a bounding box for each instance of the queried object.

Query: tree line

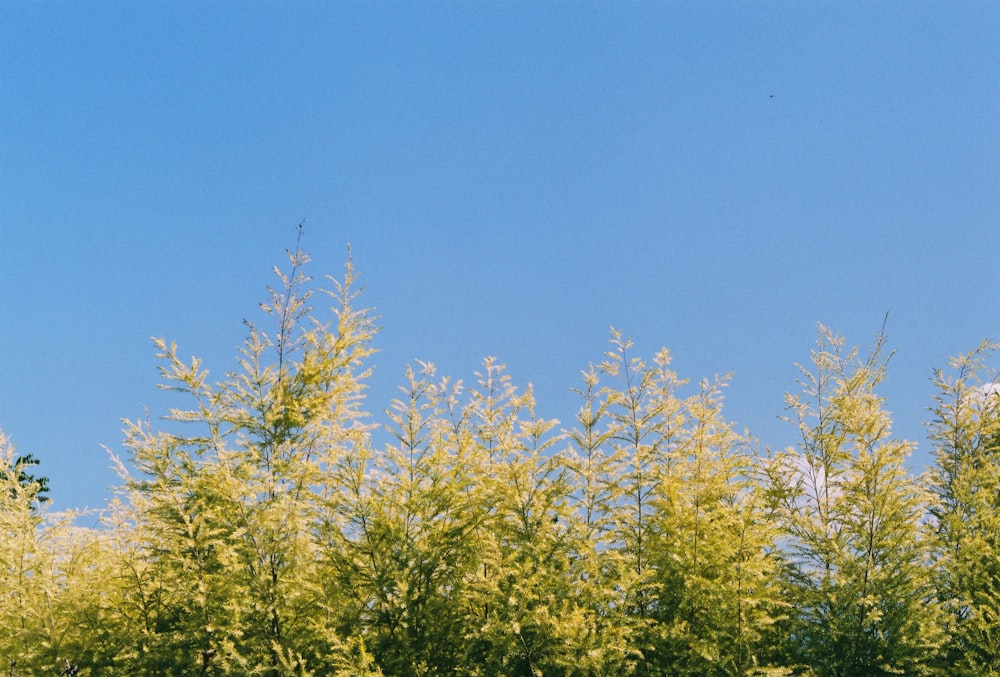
[1,243,998,676]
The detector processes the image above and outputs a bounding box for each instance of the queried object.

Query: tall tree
[0,429,48,673]
[769,324,945,676]
[650,376,787,676]
[107,234,379,675]
[926,339,1000,675]
[563,363,640,675]
[318,361,482,675]
[599,330,686,667]
[460,358,584,676]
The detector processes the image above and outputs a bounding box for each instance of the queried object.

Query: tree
[105,232,380,675]
[0,430,101,675]
[562,363,640,675]
[0,429,48,673]
[459,358,586,676]
[650,376,787,676]
[5,237,991,675]
[768,324,945,675]
[926,339,1000,675]
[317,360,481,675]
[598,330,686,668]
[0,452,49,506]
[590,331,787,675]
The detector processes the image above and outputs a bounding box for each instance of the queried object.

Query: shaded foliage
[0,452,49,506]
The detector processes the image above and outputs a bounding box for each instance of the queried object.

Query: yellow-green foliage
[0,245,992,676]
[926,340,1000,676]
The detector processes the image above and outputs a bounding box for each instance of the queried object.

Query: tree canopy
[0,243,995,676]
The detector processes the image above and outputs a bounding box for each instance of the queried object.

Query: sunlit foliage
[0,243,991,676]
[926,340,1000,676]
[766,325,945,675]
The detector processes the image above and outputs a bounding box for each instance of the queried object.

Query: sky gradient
[2,2,998,513]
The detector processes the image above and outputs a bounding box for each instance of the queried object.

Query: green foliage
[0,241,992,675]
[590,335,786,675]
[0,431,104,675]
[0,453,49,507]
[95,235,378,675]
[650,377,786,676]
[768,325,945,675]
[926,340,1000,675]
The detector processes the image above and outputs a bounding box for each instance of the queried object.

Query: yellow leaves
[152,336,212,397]
[517,414,561,451]
[773,324,950,672]
[9,236,986,674]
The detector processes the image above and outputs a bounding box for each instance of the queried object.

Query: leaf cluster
[0,245,995,676]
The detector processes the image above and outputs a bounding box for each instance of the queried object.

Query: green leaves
[927,340,1000,675]
[772,325,946,676]
[1,243,995,675]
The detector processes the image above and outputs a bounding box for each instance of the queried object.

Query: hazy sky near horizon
[1,2,997,513]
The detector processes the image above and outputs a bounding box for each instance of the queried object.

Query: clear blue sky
[1,2,997,513]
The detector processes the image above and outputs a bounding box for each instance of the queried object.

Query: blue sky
[1,2,997,512]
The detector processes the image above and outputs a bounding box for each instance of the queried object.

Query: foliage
[0,452,49,506]
[926,340,1000,675]
[767,325,946,675]
[0,241,989,676]
[0,431,103,675]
